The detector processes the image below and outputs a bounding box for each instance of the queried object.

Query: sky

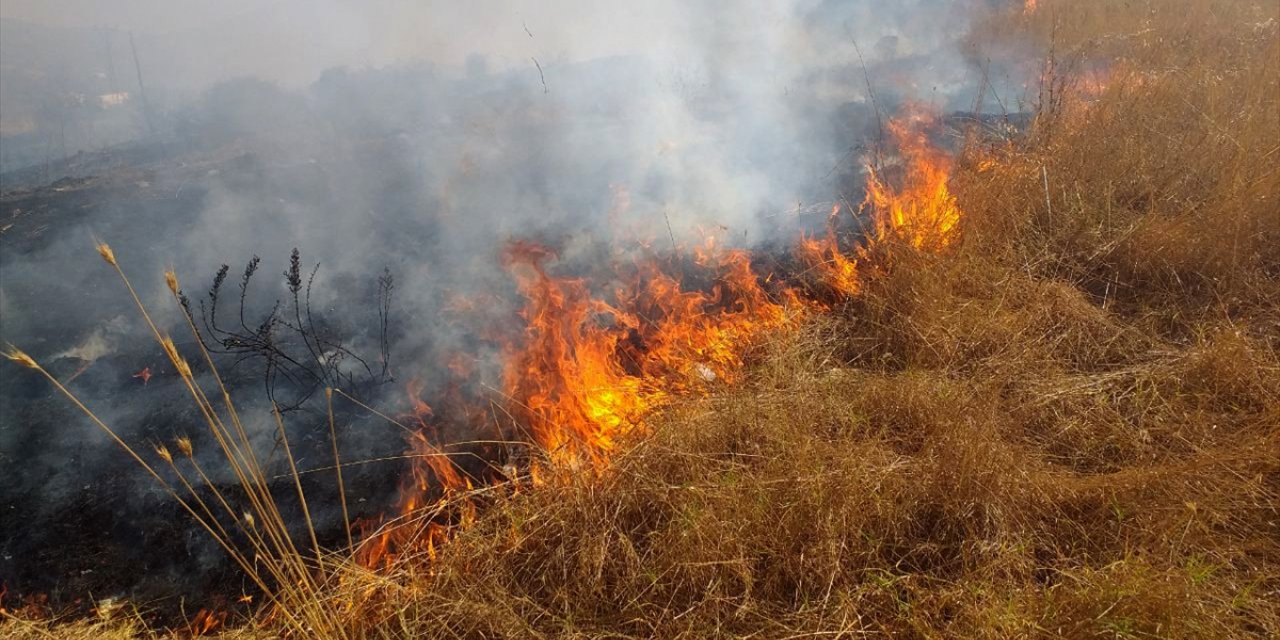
[1,0,768,84]
[1,1,975,90]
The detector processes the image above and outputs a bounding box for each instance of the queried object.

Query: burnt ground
[0,138,419,620]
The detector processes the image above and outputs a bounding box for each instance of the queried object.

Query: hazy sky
[1,1,967,90]
[0,0,750,81]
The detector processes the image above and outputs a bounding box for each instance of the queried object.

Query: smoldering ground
[0,0,1033,613]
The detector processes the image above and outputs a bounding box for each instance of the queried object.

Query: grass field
[4,0,1278,637]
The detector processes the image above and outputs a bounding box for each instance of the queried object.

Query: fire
[355,380,471,570]
[348,108,963,583]
[500,237,802,467]
[864,112,962,251]
[189,608,225,635]
[620,236,799,392]
[405,378,435,426]
[800,113,961,297]
[364,230,812,567]
[501,240,650,464]
[798,204,861,298]
[0,103,974,631]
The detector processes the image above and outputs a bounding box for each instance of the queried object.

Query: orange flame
[354,379,472,570]
[190,608,225,636]
[501,236,800,467]
[501,241,655,466]
[801,112,961,298]
[865,111,962,251]
[358,107,961,580]
[798,204,862,298]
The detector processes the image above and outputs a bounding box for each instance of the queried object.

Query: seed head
[3,345,39,370]
[160,336,179,362]
[176,436,194,458]
[243,512,256,528]
[165,270,180,296]
[95,241,117,266]
[155,444,173,464]
[160,337,193,378]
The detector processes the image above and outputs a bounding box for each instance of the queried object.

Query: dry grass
[4,0,1278,637]
[374,1,1279,636]
[376,347,1276,637]
[961,0,1280,334]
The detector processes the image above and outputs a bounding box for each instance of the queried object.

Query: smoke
[0,0,1026,610]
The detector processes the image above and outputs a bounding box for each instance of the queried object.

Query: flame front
[865,113,962,251]
[502,237,800,466]
[799,204,862,298]
[502,240,651,464]
[363,108,963,570]
[800,112,959,297]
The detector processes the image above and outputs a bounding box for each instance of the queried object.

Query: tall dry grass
[961,0,1280,333]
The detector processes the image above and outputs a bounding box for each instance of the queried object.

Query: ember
[189,608,225,635]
